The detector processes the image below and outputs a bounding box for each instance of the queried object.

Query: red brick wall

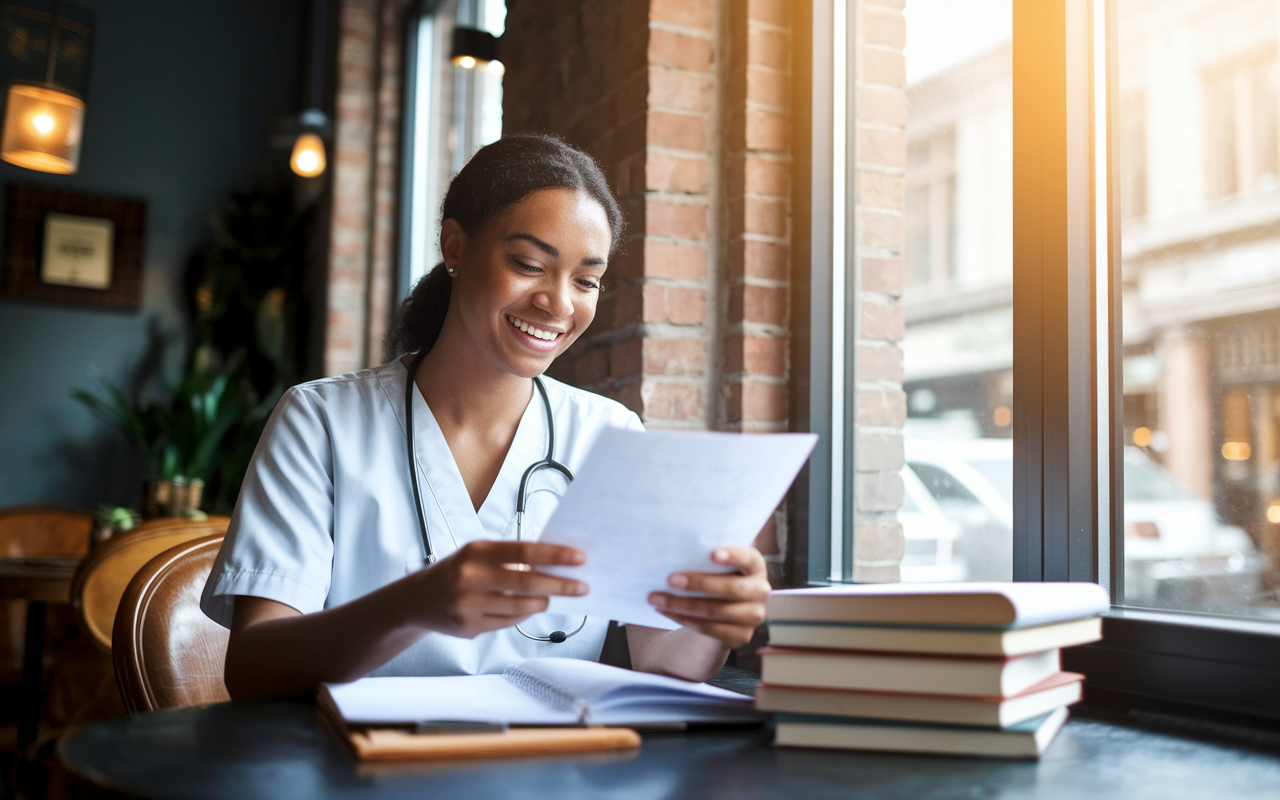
[325,0,412,376]
[325,0,377,377]
[724,0,791,435]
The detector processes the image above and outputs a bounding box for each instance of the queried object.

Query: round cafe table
[56,699,1280,799]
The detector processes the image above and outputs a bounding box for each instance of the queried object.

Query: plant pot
[143,477,206,518]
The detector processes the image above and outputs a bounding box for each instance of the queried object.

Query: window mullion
[1012,0,1099,583]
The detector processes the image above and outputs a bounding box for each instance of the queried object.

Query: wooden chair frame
[71,517,229,652]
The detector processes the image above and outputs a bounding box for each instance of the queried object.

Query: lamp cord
[308,0,327,110]
[44,0,59,85]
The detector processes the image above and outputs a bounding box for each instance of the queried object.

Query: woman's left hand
[647,546,770,649]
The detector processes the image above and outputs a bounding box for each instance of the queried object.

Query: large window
[401,0,505,293]
[802,0,1280,719]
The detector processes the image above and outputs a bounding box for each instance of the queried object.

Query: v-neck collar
[383,360,544,550]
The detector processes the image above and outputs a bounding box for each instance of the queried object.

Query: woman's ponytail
[386,263,451,359]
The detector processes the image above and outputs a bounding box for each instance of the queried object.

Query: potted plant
[72,346,249,518]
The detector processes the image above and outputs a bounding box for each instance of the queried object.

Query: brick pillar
[639,0,718,429]
[325,0,410,376]
[723,1,791,434]
[366,0,409,364]
[326,0,377,376]
[503,0,658,413]
[1160,328,1213,501]
[723,0,793,582]
[852,0,907,582]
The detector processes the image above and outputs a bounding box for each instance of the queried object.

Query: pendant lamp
[291,110,327,178]
[1,1,85,174]
[291,0,329,178]
[450,26,499,69]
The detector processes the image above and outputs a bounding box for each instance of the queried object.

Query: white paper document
[536,428,817,629]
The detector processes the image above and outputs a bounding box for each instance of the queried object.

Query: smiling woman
[201,134,772,701]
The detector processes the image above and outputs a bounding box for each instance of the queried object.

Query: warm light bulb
[1,84,85,174]
[1222,441,1252,461]
[457,55,477,69]
[290,132,327,178]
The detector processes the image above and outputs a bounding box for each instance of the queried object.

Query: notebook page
[538,429,817,629]
[322,674,580,725]
[505,658,761,724]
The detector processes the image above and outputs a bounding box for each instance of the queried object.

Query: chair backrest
[72,516,230,651]
[0,505,93,558]
[113,533,230,714]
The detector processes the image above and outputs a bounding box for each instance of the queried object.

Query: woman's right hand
[410,540,589,639]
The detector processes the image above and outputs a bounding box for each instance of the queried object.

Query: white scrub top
[200,359,644,677]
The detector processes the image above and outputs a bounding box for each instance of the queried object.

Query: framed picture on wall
[41,213,115,289]
[0,184,146,310]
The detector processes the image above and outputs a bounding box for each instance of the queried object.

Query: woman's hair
[387,133,625,359]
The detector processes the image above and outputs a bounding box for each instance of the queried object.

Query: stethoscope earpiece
[406,352,588,644]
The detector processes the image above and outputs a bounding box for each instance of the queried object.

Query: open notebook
[320,658,765,727]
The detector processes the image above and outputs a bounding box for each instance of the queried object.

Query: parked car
[899,466,966,582]
[1121,447,1262,611]
[904,438,1013,581]
[900,437,1264,611]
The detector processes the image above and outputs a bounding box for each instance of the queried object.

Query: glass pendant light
[290,117,326,178]
[1,1,85,174]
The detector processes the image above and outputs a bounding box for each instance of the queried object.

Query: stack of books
[757,582,1110,758]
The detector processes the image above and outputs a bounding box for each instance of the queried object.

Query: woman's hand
[647,546,770,649]
[412,540,589,639]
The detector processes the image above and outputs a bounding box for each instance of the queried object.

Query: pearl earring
[447,267,456,274]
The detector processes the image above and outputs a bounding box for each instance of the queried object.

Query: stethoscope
[404,351,588,643]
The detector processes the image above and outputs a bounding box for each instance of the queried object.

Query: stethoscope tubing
[404,351,587,643]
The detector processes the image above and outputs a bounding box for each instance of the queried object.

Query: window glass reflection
[900,0,1013,582]
[1118,0,1277,617]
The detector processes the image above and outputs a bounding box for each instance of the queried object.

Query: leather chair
[0,505,93,560]
[113,533,230,713]
[72,516,230,651]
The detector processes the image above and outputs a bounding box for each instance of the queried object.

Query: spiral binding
[502,665,590,722]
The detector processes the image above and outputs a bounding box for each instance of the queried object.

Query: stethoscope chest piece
[405,352,589,644]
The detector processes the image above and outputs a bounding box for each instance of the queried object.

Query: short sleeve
[614,409,645,432]
[200,386,336,627]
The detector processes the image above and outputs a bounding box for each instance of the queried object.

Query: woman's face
[441,188,612,379]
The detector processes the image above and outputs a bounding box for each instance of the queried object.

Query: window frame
[1054,0,1280,721]
[790,0,1280,721]
[399,0,450,298]
[399,0,504,298]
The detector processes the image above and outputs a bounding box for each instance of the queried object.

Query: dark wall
[0,0,305,509]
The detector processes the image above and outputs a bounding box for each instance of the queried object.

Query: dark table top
[58,700,1280,800]
[0,555,78,601]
